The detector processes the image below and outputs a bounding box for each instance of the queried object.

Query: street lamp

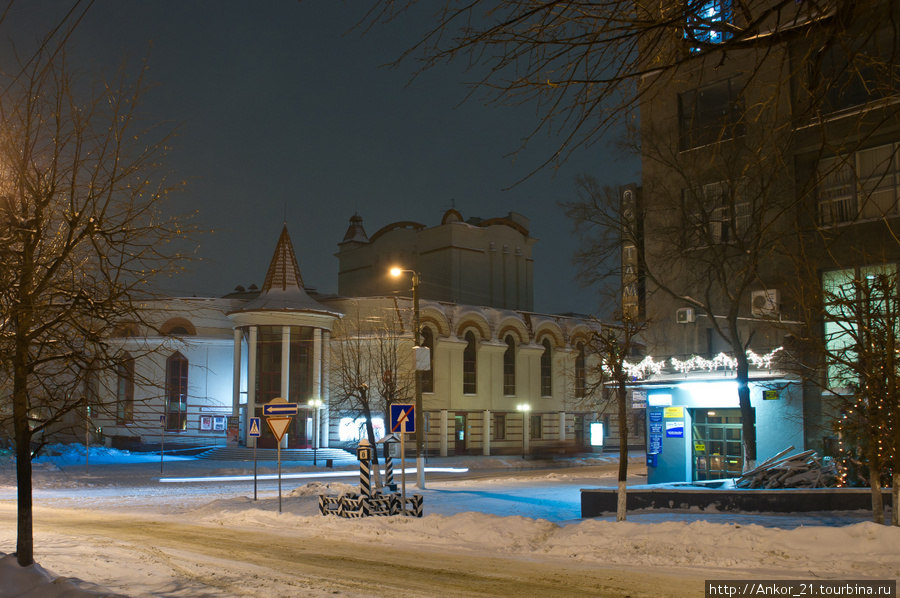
[308,397,323,466]
[517,403,531,459]
[390,266,425,489]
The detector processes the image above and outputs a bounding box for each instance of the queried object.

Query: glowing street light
[308,397,323,466]
[517,403,531,459]
[390,266,425,489]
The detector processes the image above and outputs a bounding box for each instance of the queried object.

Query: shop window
[166,352,188,431]
[463,331,477,394]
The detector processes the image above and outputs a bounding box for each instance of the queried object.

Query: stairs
[196,446,357,463]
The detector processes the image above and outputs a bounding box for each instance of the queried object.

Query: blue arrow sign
[263,403,299,416]
[249,417,261,437]
[390,403,415,434]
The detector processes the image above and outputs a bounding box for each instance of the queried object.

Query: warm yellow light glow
[390,267,403,277]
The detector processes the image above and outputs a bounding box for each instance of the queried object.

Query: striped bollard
[357,438,372,515]
[383,434,399,492]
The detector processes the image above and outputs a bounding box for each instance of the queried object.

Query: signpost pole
[400,427,407,515]
[277,440,282,514]
[254,438,258,501]
[249,417,261,501]
[160,415,166,475]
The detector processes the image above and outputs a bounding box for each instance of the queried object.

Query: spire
[340,212,369,246]
[232,225,340,317]
[262,225,304,292]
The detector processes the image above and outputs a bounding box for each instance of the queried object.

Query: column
[313,328,322,402]
[232,328,242,413]
[483,409,491,456]
[321,330,330,448]
[440,409,449,457]
[247,326,258,447]
[559,411,566,442]
[280,326,291,449]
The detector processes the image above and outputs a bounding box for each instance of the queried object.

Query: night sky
[4,1,638,315]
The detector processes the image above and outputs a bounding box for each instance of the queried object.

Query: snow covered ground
[0,445,897,597]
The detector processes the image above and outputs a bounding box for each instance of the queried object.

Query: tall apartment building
[624,0,899,482]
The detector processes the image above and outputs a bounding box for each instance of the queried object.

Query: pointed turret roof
[231,225,340,317]
[339,212,369,247]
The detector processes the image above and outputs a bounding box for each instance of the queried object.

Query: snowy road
[0,504,706,597]
[1,449,898,597]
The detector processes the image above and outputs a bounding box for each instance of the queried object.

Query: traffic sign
[266,417,292,442]
[160,415,166,428]
[263,401,299,416]
[249,417,261,437]
[390,404,415,433]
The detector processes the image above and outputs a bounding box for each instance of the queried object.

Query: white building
[88,212,602,456]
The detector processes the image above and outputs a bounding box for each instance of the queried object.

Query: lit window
[685,0,732,50]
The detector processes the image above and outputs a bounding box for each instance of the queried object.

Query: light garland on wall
[616,347,783,379]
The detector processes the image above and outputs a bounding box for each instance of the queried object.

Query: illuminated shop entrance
[692,409,743,481]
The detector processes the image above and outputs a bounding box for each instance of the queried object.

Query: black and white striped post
[357,438,372,501]
[382,434,399,492]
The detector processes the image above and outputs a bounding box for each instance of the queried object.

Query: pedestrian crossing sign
[249,417,261,437]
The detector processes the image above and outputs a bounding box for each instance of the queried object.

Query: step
[196,447,357,462]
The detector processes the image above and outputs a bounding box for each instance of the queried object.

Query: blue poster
[649,434,663,454]
[649,421,663,435]
[649,411,663,422]
[665,421,684,438]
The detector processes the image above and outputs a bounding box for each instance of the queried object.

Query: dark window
[116,354,134,424]
[463,331,477,394]
[679,77,745,150]
[289,327,313,403]
[493,413,506,440]
[816,26,899,114]
[575,342,586,398]
[682,180,750,247]
[540,338,552,397]
[503,335,516,396]
[256,326,282,403]
[530,414,543,440]
[421,327,434,393]
[166,352,188,431]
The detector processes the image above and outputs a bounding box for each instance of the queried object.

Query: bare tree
[784,243,900,525]
[571,314,646,521]
[0,46,192,566]
[328,299,415,483]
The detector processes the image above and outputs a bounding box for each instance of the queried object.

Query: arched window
[503,335,516,396]
[575,342,586,398]
[421,327,434,393]
[463,331,477,394]
[116,353,134,424]
[166,352,188,431]
[540,338,552,397]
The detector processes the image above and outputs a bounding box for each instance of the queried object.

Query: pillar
[559,411,566,442]
[440,409,449,457]
[321,330,330,448]
[280,326,291,449]
[247,326,258,446]
[232,328,242,413]
[483,409,491,456]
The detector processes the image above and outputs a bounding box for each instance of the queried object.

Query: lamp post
[517,403,531,459]
[390,266,425,489]
[308,397,322,466]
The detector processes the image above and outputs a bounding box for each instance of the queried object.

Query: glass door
[692,409,744,481]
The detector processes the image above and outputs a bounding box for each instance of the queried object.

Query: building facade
[82,211,601,457]
[623,0,900,482]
